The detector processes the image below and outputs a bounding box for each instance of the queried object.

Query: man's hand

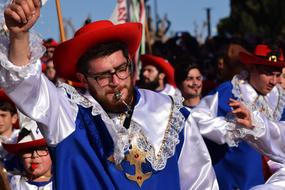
[229,98,254,129]
[4,0,41,65]
[4,0,41,35]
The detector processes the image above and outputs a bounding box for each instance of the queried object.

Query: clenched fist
[4,0,41,34]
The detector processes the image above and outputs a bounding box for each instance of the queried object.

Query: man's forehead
[143,64,159,70]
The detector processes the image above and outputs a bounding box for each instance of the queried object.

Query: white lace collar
[60,83,186,171]
[231,71,285,121]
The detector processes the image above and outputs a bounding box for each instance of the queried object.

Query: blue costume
[192,72,285,190]
[0,33,218,189]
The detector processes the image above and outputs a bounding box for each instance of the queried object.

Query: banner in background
[110,0,146,79]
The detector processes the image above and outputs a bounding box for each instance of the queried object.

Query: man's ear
[158,73,165,80]
[11,113,18,125]
[76,73,88,88]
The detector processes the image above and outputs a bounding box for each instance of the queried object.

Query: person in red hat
[3,124,53,190]
[138,54,178,96]
[0,1,219,190]
[191,43,285,190]
[41,38,58,64]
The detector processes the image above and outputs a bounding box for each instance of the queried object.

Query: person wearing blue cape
[0,0,219,189]
[192,43,285,190]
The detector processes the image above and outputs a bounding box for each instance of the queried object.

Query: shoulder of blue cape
[205,80,235,116]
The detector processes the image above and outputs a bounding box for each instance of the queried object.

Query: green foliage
[217,0,285,40]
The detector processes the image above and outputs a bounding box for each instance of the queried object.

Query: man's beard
[139,76,160,91]
[91,86,134,113]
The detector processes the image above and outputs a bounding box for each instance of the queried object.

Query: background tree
[217,0,285,42]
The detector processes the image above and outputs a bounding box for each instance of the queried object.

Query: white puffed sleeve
[192,92,264,147]
[244,111,285,164]
[250,166,285,190]
[178,115,219,190]
[0,32,76,146]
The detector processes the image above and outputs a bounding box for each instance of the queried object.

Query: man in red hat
[3,124,53,190]
[41,38,58,64]
[192,44,285,190]
[138,54,178,96]
[0,1,219,190]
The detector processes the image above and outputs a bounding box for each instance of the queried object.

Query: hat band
[257,55,283,63]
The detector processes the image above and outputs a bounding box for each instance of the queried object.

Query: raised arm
[4,0,41,65]
[0,0,76,147]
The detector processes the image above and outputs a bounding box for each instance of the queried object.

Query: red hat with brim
[140,54,176,87]
[3,126,47,154]
[240,44,285,67]
[3,139,46,154]
[43,39,58,48]
[53,20,142,81]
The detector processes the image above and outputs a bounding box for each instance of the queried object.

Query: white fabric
[0,34,218,190]
[251,166,285,190]
[230,73,285,163]
[0,129,19,159]
[10,175,52,190]
[159,83,177,96]
[193,73,285,160]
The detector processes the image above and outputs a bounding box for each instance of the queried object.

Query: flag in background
[110,0,146,80]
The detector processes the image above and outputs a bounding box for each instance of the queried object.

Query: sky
[33,0,230,42]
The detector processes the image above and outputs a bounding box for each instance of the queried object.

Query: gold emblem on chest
[108,145,152,187]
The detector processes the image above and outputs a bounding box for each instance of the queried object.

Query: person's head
[45,59,57,81]
[240,44,285,95]
[76,42,134,112]
[3,126,52,181]
[175,59,202,100]
[42,38,58,61]
[139,54,175,91]
[20,145,52,180]
[248,64,282,95]
[216,43,248,83]
[53,21,142,113]
[140,64,164,91]
[0,91,18,138]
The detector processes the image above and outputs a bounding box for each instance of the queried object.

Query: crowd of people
[0,0,285,190]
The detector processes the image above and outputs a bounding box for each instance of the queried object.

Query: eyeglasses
[86,61,132,87]
[21,147,49,159]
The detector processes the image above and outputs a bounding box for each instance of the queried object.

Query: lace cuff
[224,111,266,147]
[0,31,45,91]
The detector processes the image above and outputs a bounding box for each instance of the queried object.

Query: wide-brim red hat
[3,126,47,154]
[140,54,176,87]
[240,44,285,67]
[3,139,46,154]
[53,20,142,81]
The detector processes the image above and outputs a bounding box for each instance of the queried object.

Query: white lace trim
[232,71,285,121]
[224,111,266,147]
[228,71,279,140]
[60,83,186,171]
[0,31,45,91]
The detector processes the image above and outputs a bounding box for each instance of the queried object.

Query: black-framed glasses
[21,147,49,159]
[86,61,132,87]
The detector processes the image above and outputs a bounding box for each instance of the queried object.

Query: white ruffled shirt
[193,72,285,189]
[0,32,218,190]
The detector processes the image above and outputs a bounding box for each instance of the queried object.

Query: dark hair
[0,101,17,115]
[76,41,130,74]
[174,57,201,86]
